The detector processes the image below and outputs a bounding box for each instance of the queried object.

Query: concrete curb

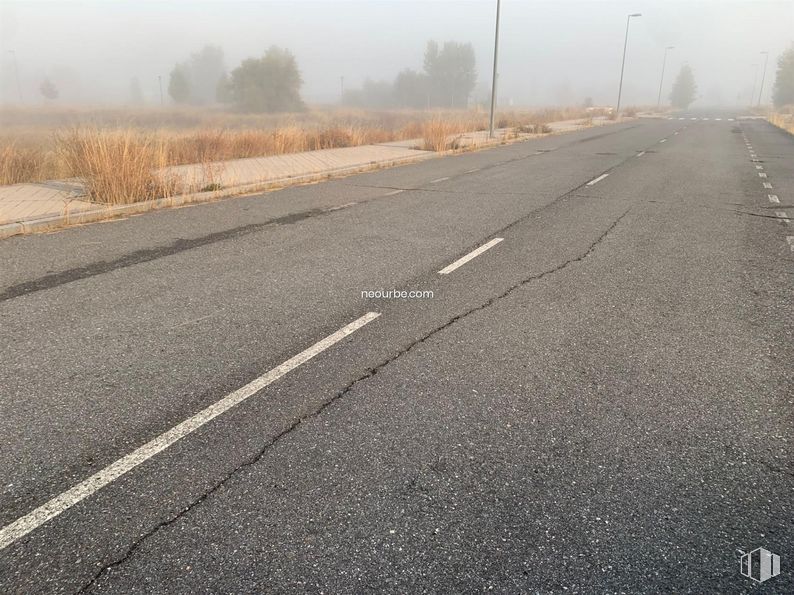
[0,120,610,240]
[0,151,438,239]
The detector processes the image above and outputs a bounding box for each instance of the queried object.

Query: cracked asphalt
[1,114,792,593]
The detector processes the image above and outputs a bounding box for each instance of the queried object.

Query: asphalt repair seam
[76,207,631,593]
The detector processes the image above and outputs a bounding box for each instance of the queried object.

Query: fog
[1,0,792,108]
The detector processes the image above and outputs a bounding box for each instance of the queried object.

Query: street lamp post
[158,75,164,105]
[750,63,759,107]
[488,0,501,139]
[616,12,641,116]
[8,50,22,103]
[757,51,769,107]
[656,46,674,108]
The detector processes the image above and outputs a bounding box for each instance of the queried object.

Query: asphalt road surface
[1,113,792,593]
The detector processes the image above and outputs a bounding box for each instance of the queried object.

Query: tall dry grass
[56,129,178,205]
[0,145,47,185]
[0,105,611,203]
[769,109,794,134]
[421,119,473,151]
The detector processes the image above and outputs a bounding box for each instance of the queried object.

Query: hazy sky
[1,0,792,107]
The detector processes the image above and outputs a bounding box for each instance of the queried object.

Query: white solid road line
[769,194,780,203]
[429,177,450,183]
[465,168,481,174]
[384,189,404,196]
[586,173,609,186]
[0,312,381,552]
[438,238,504,275]
[636,151,645,157]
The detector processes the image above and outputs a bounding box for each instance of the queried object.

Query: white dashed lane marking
[429,177,450,184]
[0,311,382,551]
[776,211,790,224]
[769,194,780,203]
[438,238,504,275]
[586,173,609,186]
[764,182,773,189]
[636,151,645,157]
[787,237,794,252]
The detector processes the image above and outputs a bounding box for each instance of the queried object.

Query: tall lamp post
[8,50,22,103]
[656,46,674,108]
[757,51,769,107]
[616,12,641,116]
[488,0,501,139]
[750,63,759,107]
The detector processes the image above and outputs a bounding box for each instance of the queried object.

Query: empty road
[1,114,792,593]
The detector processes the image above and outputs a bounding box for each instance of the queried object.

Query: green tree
[228,46,304,112]
[39,77,58,100]
[773,44,794,108]
[393,68,429,108]
[342,78,393,108]
[215,72,233,104]
[188,45,226,104]
[423,40,477,108]
[670,64,697,109]
[168,64,191,103]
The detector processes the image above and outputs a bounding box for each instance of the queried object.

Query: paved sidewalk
[0,143,436,236]
[0,120,607,238]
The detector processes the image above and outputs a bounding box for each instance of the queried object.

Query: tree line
[161,40,477,113]
[344,41,477,109]
[33,40,789,111]
[167,44,305,112]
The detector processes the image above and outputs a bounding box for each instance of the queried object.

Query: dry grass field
[0,105,606,203]
[769,106,794,134]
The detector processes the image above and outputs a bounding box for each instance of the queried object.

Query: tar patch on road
[0,206,344,302]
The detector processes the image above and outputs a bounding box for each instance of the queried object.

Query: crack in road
[77,207,630,593]
[1,123,649,304]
